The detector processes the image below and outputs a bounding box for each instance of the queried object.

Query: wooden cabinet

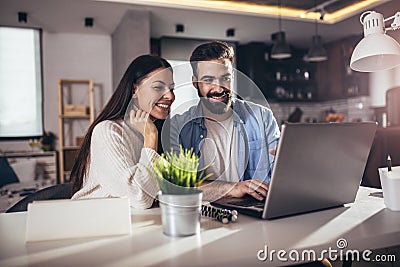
[314,41,342,100]
[315,35,369,100]
[236,42,267,99]
[58,79,94,184]
[262,57,317,102]
[237,36,369,102]
[237,42,318,102]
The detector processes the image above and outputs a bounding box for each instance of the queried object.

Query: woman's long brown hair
[70,55,172,195]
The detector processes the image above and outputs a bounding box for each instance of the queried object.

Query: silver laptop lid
[263,122,377,219]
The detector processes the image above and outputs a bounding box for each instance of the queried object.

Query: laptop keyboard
[227,198,265,208]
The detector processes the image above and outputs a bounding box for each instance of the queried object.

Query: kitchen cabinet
[315,35,369,100]
[237,42,318,102]
[262,57,317,102]
[236,42,266,99]
[237,36,369,102]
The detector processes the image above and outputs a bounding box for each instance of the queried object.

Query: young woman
[71,55,175,209]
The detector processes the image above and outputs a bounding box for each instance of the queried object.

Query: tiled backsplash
[265,96,374,126]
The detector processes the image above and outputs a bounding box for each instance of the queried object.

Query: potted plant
[152,146,211,237]
[40,131,56,151]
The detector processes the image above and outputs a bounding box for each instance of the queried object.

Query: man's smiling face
[194,59,233,114]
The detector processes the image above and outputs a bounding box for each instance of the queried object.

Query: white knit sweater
[71,120,160,209]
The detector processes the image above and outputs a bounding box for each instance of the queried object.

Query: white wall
[43,32,112,133]
[0,32,112,152]
[112,9,150,88]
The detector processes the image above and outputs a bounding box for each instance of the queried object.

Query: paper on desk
[26,197,132,242]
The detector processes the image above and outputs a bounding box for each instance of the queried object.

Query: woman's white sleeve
[90,122,160,209]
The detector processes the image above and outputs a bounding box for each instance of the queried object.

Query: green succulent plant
[152,145,212,194]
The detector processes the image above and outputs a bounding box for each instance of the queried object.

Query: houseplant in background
[40,131,56,151]
[152,145,211,237]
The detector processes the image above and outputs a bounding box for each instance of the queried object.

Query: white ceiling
[0,0,398,48]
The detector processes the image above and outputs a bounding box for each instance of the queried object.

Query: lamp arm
[384,11,400,32]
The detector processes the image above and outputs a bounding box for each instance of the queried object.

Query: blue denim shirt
[169,98,280,183]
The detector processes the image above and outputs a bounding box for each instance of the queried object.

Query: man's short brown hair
[190,41,234,77]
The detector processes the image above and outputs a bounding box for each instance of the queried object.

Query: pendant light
[271,0,291,59]
[307,5,327,62]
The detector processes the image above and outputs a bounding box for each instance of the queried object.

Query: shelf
[238,39,369,102]
[1,151,56,157]
[237,42,320,102]
[63,146,81,150]
[59,79,92,84]
[61,115,91,119]
[270,98,319,103]
[266,79,315,84]
[58,79,94,183]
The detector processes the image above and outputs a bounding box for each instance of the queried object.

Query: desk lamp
[350,11,400,72]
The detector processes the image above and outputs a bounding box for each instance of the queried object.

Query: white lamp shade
[350,33,400,72]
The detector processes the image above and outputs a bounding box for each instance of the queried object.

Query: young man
[170,43,333,267]
[169,41,280,201]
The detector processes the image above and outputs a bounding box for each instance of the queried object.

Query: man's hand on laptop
[227,179,268,201]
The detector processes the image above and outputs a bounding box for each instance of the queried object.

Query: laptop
[211,122,377,219]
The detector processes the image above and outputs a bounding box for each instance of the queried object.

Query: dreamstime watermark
[257,238,397,263]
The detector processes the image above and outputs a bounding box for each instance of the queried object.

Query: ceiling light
[98,0,381,24]
[271,32,291,59]
[176,24,184,33]
[85,17,94,27]
[226,28,235,37]
[270,0,291,59]
[350,11,400,72]
[307,8,327,62]
[307,36,328,62]
[18,12,28,23]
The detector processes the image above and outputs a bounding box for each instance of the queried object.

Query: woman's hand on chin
[129,109,158,150]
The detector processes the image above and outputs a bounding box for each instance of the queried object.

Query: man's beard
[200,89,233,114]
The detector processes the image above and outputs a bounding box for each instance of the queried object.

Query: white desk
[0,187,399,267]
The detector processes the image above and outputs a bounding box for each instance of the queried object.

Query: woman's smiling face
[134,67,175,119]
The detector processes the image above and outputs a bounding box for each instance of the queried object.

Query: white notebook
[26,197,132,242]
